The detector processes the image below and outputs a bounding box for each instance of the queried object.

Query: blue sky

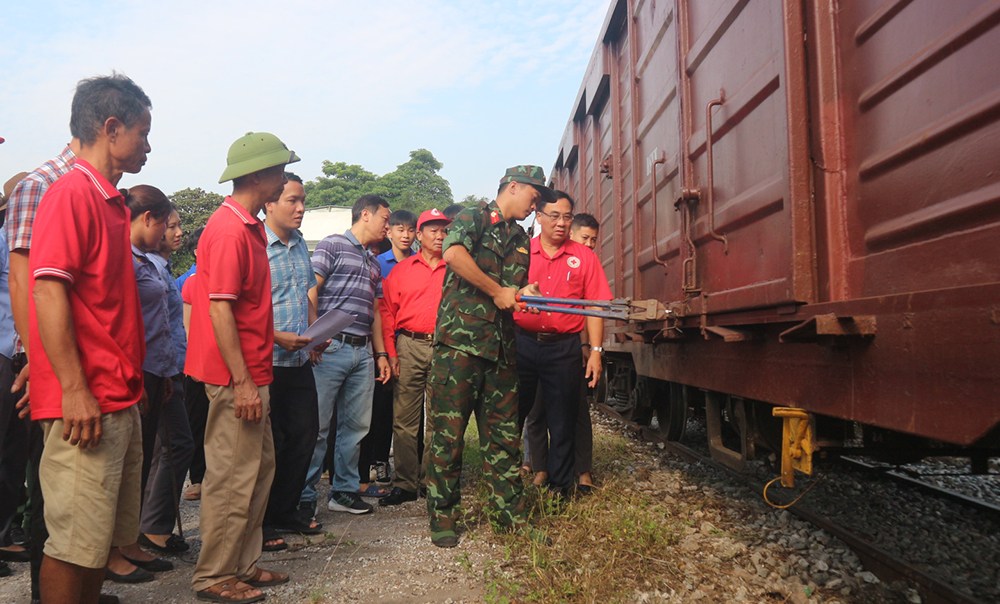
[1,0,611,201]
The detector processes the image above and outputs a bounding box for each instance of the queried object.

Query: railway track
[594,402,990,604]
[837,457,1000,519]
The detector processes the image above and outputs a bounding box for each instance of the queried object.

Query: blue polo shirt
[377,248,410,280]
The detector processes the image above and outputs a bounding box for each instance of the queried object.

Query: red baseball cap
[417,208,451,230]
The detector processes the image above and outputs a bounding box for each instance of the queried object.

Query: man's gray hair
[70,72,152,145]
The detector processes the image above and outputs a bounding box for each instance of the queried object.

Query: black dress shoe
[0,546,30,562]
[379,487,418,507]
[122,554,173,572]
[105,566,155,583]
[138,532,189,553]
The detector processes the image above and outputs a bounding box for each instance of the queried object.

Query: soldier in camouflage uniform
[426,165,554,548]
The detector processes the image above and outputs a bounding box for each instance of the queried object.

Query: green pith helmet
[500,165,555,203]
[219,132,301,183]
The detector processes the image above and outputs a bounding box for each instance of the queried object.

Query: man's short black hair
[70,73,152,145]
[388,210,416,229]
[443,204,466,219]
[351,194,390,224]
[538,190,574,213]
[187,226,205,251]
[284,171,302,184]
[571,212,599,231]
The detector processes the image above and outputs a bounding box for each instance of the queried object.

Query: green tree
[169,187,224,276]
[373,149,453,213]
[304,161,378,208]
[460,194,490,206]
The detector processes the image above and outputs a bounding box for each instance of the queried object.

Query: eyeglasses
[537,210,574,224]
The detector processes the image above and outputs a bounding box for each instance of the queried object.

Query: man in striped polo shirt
[301,195,392,516]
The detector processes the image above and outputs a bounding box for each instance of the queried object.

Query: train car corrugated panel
[834,0,1000,298]
[633,0,686,303]
[674,0,814,314]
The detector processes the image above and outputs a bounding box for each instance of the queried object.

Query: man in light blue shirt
[262,174,323,539]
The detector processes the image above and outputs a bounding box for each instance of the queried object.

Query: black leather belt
[515,327,580,343]
[334,333,370,347]
[398,328,434,342]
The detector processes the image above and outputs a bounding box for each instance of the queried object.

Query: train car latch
[772,407,815,487]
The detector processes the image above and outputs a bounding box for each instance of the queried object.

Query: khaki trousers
[192,384,275,591]
[392,335,433,493]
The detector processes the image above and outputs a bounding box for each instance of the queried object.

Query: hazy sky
[1,0,611,201]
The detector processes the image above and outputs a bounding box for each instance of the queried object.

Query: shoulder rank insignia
[490,210,500,224]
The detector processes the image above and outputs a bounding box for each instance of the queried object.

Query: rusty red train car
[549,0,1000,472]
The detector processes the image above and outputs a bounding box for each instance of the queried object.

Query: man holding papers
[261,172,324,544]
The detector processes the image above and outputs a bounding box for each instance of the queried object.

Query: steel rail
[593,402,989,604]
[838,456,1000,517]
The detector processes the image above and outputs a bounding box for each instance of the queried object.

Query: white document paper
[301,310,355,351]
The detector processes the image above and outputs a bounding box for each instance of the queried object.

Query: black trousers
[184,375,209,485]
[516,333,583,491]
[140,374,194,535]
[264,363,319,526]
[141,372,167,497]
[358,378,393,477]
[0,354,27,546]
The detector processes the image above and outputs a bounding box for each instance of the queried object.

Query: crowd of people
[0,72,612,604]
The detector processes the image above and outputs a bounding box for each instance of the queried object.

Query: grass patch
[459,413,683,603]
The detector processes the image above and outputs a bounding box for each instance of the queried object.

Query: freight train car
[549,0,1000,477]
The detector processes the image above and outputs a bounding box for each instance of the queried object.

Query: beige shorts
[40,405,143,568]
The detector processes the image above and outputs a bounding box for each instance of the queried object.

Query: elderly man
[515,193,611,498]
[185,132,298,601]
[29,74,151,604]
[425,166,550,548]
[378,208,451,506]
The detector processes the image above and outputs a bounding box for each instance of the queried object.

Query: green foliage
[461,194,491,206]
[303,161,378,208]
[169,187,224,277]
[303,149,454,214]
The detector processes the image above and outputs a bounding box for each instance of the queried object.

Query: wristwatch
[591,346,604,353]
[375,352,389,359]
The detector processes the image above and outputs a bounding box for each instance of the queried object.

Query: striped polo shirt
[311,229,382,338]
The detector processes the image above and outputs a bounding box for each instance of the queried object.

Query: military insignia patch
[567,256,581,269]
[517,247,527,254]
[490,210,499,224]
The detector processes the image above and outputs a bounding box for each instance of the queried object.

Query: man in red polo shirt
[514,191,611,498]
[29,74,151,604]
[185,132,298,602]
[378,208,451,506]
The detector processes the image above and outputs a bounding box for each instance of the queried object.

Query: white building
[300,205,353,251]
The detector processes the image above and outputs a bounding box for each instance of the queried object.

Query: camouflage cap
[500,165,555,203]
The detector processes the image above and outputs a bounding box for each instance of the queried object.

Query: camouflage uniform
[426,195,532,539]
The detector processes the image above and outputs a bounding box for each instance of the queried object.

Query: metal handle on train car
[650,152,668,267]
[705,94,729,253]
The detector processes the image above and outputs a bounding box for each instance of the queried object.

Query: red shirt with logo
[184,198,274,386]
[513,237,612,334]
[29,159,145,419]
[380,252,448,357]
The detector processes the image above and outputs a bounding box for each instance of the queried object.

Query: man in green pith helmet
[425,165,550,548]
[186,132,298,601]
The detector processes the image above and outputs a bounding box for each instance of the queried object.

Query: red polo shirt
[28,159,145,419]
[380,252,448,357]
[184,198,274,386]
[514,237,612,334]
